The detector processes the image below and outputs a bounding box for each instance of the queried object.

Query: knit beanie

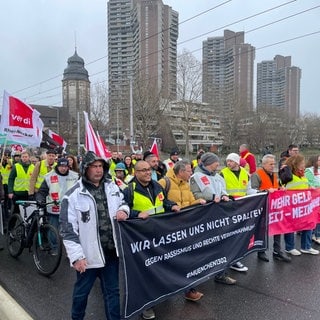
[57,158,68,167]
[200,153,219,166]
[226,153,240,165]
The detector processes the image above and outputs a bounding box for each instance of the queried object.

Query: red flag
[150,138,159,159]
[83,111,106,158]
[48,129,67,149]
[96,131,112,158]
[0,90,43,146]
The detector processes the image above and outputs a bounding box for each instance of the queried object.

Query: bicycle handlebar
[16,200,60,208]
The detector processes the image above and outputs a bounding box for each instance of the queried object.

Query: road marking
[0,285,33,320]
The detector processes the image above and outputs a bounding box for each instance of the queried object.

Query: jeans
[301,230,312,250]
[284,232,295,251]
[48,214,59,249]
[72,253,120,320]
[285,230,313,251]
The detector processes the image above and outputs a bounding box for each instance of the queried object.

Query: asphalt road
[1,233,320,320]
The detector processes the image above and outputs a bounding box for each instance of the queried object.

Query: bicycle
[6,200,63,276]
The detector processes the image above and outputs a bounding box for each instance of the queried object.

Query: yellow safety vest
[131,182,165,215]
[286,174,309,190]
[35,160,55,189]
[191,159,198,169]
[221,167,249,197]
[14,163,35,192]
[109,160,117,177]
[0,161,12,185]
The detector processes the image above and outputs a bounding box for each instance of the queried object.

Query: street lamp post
[116,103,120,153]
[129,77,134,146]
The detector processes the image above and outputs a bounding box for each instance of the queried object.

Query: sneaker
[300,248,319,255]
[273,251,291,262]
[312,235,320,245]
[142,308,155,320]
[285,249,301,256]
[257,251,269,262]
[230,261,248,272]
[215,275,237,285]
[184,288,204,301]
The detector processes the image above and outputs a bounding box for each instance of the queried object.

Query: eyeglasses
[136,168,152,173]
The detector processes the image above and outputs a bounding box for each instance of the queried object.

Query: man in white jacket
[59,151,130,320]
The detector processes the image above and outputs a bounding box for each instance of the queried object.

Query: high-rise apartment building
[257,55,301,119]
[107,0,178,141]
[202,30,255,122]
[107,0,134,142]
[132,0,178,98]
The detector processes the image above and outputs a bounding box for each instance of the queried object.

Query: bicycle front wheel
[33,223,62,276]
[6,213,25,257]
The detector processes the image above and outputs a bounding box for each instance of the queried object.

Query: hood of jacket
[80,151,109,178]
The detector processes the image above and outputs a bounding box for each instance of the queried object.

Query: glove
[28,194,35,201]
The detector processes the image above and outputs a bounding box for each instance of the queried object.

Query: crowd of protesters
[1,142,319,320]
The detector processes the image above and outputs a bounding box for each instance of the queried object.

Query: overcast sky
[1,0,319,114]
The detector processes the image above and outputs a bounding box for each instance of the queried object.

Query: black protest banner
[115,193,267,319]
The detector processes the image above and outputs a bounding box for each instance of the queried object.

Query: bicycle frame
[7,200,63,276]
[19,202,48,249]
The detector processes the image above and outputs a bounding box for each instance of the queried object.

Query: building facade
[107,0,178,141]
[257,55,301,120]
[164,101,223,153]
[202,30,255,128]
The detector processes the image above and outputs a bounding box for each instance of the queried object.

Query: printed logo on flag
[9,96,33,128]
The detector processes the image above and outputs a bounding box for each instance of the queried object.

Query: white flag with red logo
[83,111,107,158]
[48,129,67,149]
[0,90,43,146]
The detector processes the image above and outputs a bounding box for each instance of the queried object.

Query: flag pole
[0,135,8,166]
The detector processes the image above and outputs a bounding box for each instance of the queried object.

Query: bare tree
[133,77,169,150]
[90,82,109,138]
[300,113,320,147]
[176,49,202,157]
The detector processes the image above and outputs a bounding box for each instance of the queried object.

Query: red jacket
[240,149,256,174]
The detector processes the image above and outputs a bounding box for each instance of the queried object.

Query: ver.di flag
[48,129,67,149]
[0,90,43,146]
